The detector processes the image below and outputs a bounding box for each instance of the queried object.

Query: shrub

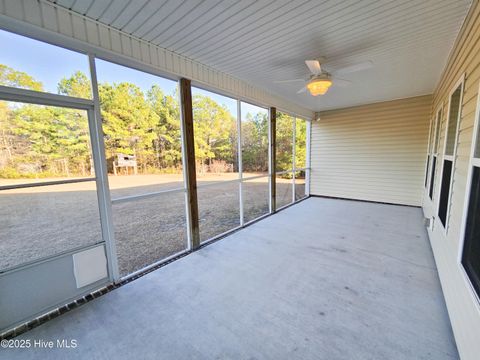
[0,167,24,179]
[208,160,233,174]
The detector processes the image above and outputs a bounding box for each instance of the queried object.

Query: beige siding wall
[310,95,432,206]
[423,1,480,359]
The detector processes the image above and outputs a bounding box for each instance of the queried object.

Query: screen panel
[243,176,269,223]
[241,102,268,176]
[276,112,294,172]
[113,191,187,277]
[198,181,240,242]
[0,181,102,271]
[295,118,307,169]
[0,101,93,185]
[295,171,306,200]
[276,173,293,209]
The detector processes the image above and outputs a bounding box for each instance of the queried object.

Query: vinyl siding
[310,95,432,206]
[423,1,480,359]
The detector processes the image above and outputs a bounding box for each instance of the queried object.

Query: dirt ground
[0,173,305,275]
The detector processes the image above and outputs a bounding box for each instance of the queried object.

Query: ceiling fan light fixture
[307,78,332,96]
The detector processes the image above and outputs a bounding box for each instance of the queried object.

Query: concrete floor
[2,198,458,360]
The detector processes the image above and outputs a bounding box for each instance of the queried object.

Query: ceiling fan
[275,59,373,96]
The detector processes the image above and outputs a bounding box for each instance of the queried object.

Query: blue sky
[0,29,90,94]
[0,29,267,118]
[95,58,177,96]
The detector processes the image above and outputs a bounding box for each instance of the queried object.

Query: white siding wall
[423,1,480,359]
[310,95,432,206]
[0,0,312,119]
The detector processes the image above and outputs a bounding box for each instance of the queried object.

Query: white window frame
[428,105,443,202]
[458,81,480,308]
[424,112,435,189]
[436,74,465,233]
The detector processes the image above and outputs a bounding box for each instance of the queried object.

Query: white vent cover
[73,245,108,288]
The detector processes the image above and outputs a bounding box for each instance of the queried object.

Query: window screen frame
[95,57,190,279]
[275,111,295,209]
[459,81,480,307]
[0,25,315,280]
[0,80,112,274]
[436,74,465,233]
[238,100,271,226]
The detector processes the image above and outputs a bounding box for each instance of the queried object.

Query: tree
[0,65,45,177]
[99,82,159,172]
[58,71,91,99]
[192,94,236,173]
[56,71,93,175]
[276,112,294,173]
[1,64,269,178]
[1,69,92,178]
[0,100,13,170]
[0,64,43,91]
[295,119,307,171]
[148,85,182,170]
[10,104,92,176]
[241,111,268,173]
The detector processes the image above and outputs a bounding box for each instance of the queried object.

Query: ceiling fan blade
[305,60,322,75]
[334,61,373,75]
[333,78,352,87]
[273,78,306,83]
[297,86,307,94]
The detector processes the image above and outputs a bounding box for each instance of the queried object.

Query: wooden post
[180,78,200,248]
[270,107,276,213]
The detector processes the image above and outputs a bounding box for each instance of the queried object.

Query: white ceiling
[49,0,472,111]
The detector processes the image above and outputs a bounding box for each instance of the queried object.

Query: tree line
[0,64,305,179]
